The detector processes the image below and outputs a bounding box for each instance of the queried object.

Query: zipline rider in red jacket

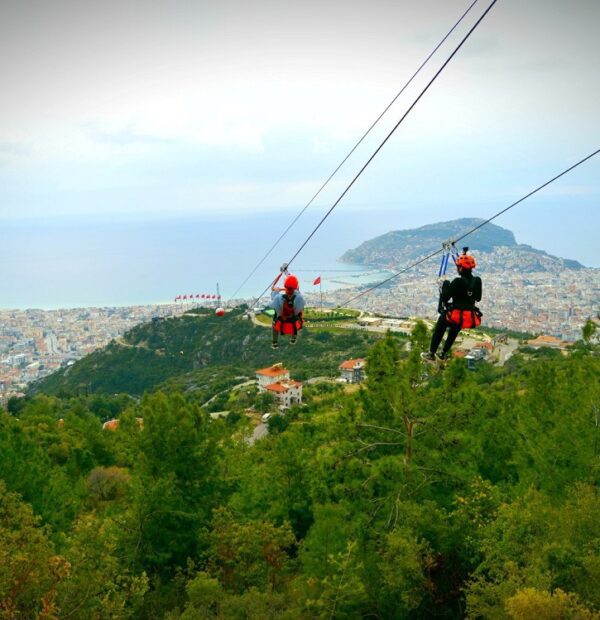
[270,274,305,349]
[422,252,482,362]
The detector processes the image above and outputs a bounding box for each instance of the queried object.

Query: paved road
[495,338,520,365]
[246,422,268,446]
[202,378,256,407]
[250,312,271,329]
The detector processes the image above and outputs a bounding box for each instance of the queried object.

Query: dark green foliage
[3,318,599,618]
[6,394,27,415]
[267,413,290,434]
[31,308,382,396]
[123,392,223,576]
[582,318,598,342]
[0,408,84,530]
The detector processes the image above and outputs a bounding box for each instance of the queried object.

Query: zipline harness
[271,264,304,336]
[437,242,460,314]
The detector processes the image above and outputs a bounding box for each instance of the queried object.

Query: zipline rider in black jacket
[422,252,482,361]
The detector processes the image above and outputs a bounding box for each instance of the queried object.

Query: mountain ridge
[340,218,585,272]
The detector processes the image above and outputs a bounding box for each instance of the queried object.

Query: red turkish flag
[313,276,321,285]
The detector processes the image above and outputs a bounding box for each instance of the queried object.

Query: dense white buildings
[0,304,180,401]
[3,261,597,403]
[309,268,599,341]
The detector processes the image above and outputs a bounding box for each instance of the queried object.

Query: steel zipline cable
[250,0,499,307]
[337,148,600,309]
[227,0,481,302]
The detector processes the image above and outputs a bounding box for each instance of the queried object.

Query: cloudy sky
[1,0,599,265]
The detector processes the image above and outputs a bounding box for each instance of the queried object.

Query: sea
[2,204,597,311]
[0,209,403,310]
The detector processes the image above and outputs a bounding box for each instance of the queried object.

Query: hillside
[4,331,600,618]
[341,217,585,272]
[30,307,388,396]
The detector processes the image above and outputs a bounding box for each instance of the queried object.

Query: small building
[473,341,494,354]
[339,358,367,384]
[358,317,382,327]
[102,417,143,430]
[380,319,416,335]
[465,355,481,371]
[209,411,230,420]
[256,363,290,391]
[527,335,569,350]
[264,380,303,409]
[468,348,487,361]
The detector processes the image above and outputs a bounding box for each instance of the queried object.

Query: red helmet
[284,274,299,290]
[456,254,476,270]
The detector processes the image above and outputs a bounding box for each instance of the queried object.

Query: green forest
[2,312,599,619]
[31,308,385,397]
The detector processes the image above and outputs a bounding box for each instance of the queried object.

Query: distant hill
[340,218,585,273]
[30,308,385,397]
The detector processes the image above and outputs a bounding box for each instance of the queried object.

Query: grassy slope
[31,308,392,397]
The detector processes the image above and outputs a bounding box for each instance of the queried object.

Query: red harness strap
[273,294,303,335]
[446,308,482,329]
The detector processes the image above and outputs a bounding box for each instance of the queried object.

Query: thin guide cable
[337,148,600,308]
[228,0,480,302]
[252,0,499,306]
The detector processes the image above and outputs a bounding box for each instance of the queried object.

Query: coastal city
[0,304,183,401]
[312,266,599,341]
[2,265,597,402]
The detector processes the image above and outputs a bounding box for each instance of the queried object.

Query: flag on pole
[313,276,321,285]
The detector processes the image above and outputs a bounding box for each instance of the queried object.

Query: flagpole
[320,280,323,313]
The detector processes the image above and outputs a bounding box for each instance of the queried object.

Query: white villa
[256,363,290,390]
[339,358,367,384]
[256,363,302,409]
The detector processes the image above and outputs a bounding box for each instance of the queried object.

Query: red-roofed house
[264,380,303,409]
[102,417,143,431]
[339,358,366,384]
[256,363,290,390]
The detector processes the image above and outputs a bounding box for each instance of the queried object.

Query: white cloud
[0,0,598,223]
